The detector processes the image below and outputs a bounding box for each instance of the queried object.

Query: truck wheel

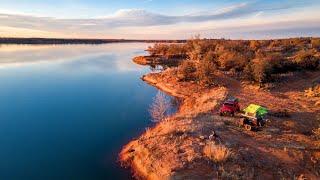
[244,124,252,131]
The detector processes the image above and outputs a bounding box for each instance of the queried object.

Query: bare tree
[149,91,171,122]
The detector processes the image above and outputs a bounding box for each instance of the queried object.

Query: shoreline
[141,74,187,99]
[0,38,186,45]
[120,65,320,179]
[119,68,228,179]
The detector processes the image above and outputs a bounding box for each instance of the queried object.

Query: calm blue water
[0,43,160,179]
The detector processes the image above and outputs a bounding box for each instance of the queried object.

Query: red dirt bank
[120,68,320,179]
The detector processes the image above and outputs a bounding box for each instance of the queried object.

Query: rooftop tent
[243,104,268,117]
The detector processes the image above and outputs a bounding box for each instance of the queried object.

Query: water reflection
[0,43,161,180]
[0,43,148,72]
[60,53,140,73]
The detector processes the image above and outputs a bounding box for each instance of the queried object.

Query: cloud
[0,1,319,39]
[0,2,284,29]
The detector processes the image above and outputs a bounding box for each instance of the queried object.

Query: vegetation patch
[123,37,320,179]
[145,37,320,86]
[203,143,233,163]
[305,84,320,98]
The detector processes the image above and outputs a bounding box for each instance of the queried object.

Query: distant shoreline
[1,37,319,45]
[0,38,187,45]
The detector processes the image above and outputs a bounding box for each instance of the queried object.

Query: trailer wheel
[244,124,252,131]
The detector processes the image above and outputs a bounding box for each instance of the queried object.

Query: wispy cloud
[0,2,282,29]
[0,1,319,39]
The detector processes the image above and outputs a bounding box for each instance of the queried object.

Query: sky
[0,0,319,39]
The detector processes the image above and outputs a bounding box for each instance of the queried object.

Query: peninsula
[120,37,320,179]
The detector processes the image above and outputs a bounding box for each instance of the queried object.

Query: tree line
[147,37,320,85]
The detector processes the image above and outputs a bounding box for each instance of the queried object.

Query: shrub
[311,38,320,50]
[187,43,203,61]
[149,91,171,122]
[313,128,320,140]
[294,50,319,70]
[218,51,248,71]
[268,40,280,49]
[263,53,287,73]
[223,40,250,52]
[279,38,309,51]
[289,38,310,46]
[313,115,320,140]
[166,44,188,58]
[177,60,197,81]
[243,63,254,81]
[147,37,319,84]
[255,52,297,74]
[305,84,320,97]
[218,52,236,70]
[259,40,272,49]
[148,43,188,58]
[203,143,232,163]
[196,52,217,85]
[147,43,169,56]
[251,58,273,84]
[186,36,217,61]
[249,40,261,51]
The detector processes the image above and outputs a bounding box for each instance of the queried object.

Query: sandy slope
[120,68,320,179]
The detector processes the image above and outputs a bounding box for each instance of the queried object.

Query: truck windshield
[224,103,234,107]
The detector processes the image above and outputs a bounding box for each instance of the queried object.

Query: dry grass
[314,128,320,140]
[305,84,320,97]
[121,66,320,179]
[313,114,320,140]
[203,143,233,163]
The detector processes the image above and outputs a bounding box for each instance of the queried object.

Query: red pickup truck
[219,97,240,117]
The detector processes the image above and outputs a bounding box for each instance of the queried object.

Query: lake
[0,43,163,179]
